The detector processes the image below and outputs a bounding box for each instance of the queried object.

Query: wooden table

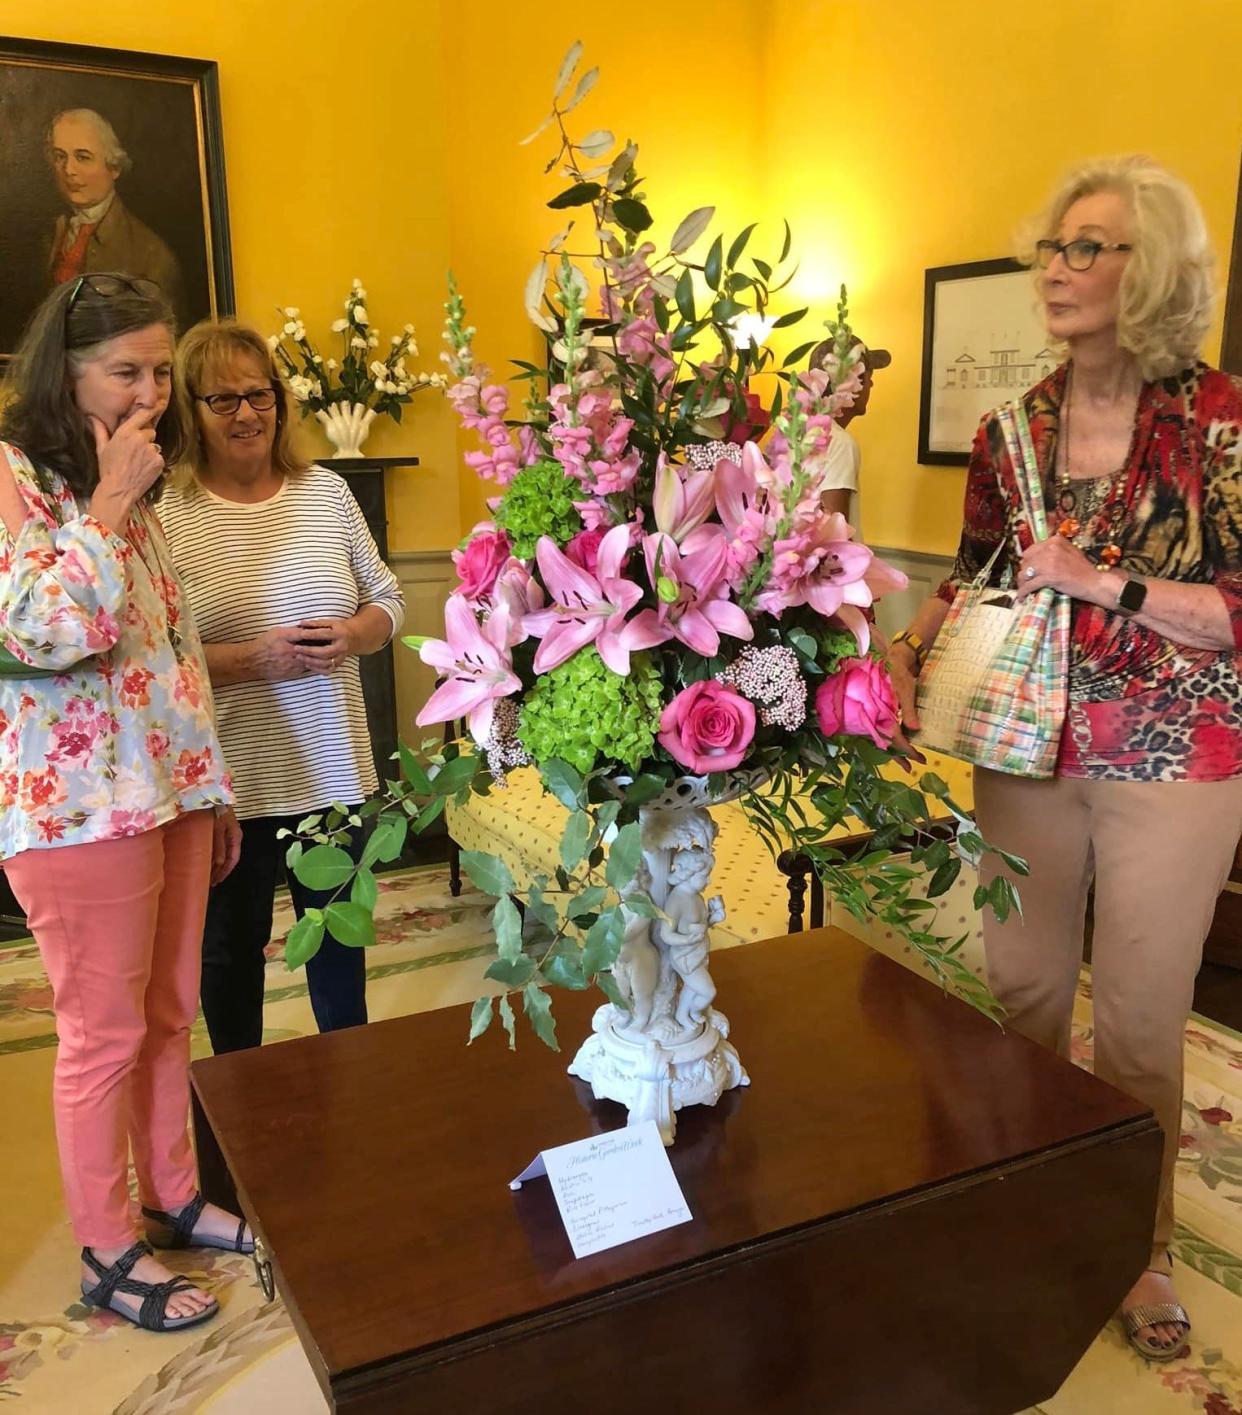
[191,929,1162,1415]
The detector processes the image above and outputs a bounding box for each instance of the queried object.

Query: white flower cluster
[287,374,325,404]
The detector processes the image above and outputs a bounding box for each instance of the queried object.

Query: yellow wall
[762,0,1242,556]
[5,0,1240,559]
[0,0,461,551]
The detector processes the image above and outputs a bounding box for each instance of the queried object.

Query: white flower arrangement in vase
[269,279,448,456]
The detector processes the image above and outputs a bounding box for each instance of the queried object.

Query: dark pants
[201,813,369,1054]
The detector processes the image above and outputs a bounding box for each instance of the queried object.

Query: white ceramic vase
[568,774,762,1144]
[316,401,377,458]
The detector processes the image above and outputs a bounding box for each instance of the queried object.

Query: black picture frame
[1222,149,1242,378]
[0,35,234,362]
[918,257,1053,465]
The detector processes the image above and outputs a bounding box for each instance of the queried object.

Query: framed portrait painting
[918,258,1052,465]
[0,36,234,362]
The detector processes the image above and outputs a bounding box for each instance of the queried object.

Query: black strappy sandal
[142,1192,255,1255]
[80,1240,219,1333]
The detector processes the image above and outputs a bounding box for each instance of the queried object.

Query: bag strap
[996,400,1049,541]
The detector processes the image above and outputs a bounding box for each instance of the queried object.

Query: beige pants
[974,768,1242,1275]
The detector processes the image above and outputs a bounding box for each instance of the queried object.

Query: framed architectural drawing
[918,258,1052,465]
[0,36,234,361]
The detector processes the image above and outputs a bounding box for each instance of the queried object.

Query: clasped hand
[1015,536,1112,606]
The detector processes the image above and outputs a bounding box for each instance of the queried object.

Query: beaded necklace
[1053,364,1137,572]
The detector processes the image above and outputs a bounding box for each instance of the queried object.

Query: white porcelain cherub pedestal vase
[567,777,750,1144]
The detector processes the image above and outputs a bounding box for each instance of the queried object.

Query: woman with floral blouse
[888,158,1242,1362]
[0,275,250,1333]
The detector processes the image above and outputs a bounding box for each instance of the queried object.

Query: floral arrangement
[268,279,447,423]
[281,45,1019,1047]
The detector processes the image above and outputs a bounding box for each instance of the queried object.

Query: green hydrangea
[519,649,663,775]
[494,459,583,559]
[817,625,864,674]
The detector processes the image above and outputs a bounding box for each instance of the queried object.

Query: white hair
[46,108,132,177]
[1018,155,1216,381]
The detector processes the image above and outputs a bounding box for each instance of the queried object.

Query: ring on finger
[1025,566,1037,580]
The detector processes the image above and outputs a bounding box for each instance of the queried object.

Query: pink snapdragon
[714,443,779,587]
[448,375,523,487]
[416,596,522,746]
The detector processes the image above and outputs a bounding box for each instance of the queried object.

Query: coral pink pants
[5,810,213,1249]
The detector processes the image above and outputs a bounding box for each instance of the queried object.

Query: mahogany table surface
[190,928,1158,1405]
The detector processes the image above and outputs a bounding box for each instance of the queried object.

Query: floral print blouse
[0,441,232,857]
[939,363,1242,782]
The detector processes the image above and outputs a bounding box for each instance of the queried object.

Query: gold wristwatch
[890,629,926,669]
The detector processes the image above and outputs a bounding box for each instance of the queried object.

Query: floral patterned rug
[0,866,1239,1413]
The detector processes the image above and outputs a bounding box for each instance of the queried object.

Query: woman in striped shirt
[161,321,404,1053]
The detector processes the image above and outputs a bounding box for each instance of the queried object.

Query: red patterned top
[938,362,1242,782]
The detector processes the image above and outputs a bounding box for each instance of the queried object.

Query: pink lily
[715,443,775,586]
[523,527,667,675]
[653,456,717,542]
[416,595,522,746]
[627,529,754,658]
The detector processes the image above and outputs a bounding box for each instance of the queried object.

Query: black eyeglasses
[1034,238,1133,272]
[65,273,164,320]
[196,388,278,416]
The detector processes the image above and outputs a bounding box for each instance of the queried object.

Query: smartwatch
[1115,578,1147,617]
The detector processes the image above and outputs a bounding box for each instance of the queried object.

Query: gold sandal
[1121,1300,1191,1362]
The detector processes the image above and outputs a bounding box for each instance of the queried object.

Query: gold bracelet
[890,629,927,670]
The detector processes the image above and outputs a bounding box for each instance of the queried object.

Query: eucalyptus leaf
[486,955,537,988]
[553,39,583,98]
[562,65,599,114]
[605,822,643,890]
[493,895,524,962]
[578,129,614,158]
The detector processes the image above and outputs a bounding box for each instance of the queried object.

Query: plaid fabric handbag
[914,400,1069,777]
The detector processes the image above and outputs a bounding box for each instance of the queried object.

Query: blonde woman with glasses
[160,320,404,1056]
[887,157,1242,1361]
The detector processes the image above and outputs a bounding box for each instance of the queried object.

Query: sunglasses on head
[64,273,165,327]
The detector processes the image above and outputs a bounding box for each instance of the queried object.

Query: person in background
[809,336,891,529]
[161,320,405,1053]
[0,275,248,1333]
[886,156,1242,1361]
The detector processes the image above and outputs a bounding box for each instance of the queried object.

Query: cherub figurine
[660,845,724,1031]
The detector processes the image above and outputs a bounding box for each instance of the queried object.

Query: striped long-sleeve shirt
[160,465,404,819]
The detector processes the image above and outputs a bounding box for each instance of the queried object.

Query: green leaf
[543,950,589,989]
[499,994,516,1050]
[771,307,808,329]
[542,759,584,811]
[567,884,609,919]
[399,743,432,793]
[430,755,478,796]
[414,795,447,833]
[467,996,494,1043]
[781,340,819,368]
[926,858,962,898]
[605,822,643,890]
[324,901,376,948]
[996,849,1031,878]
[350,866,378,911]
[582,910,623,975]
[295,813,323,833]
[548,180,602,210]
[525,887,561,934]
[596,970,627,1007]
[523,983,560,1051]
[669,205,715,255]
[561,810,593,873]
[919,771,950,798]
[485,955,537,987]
[987,875,1013,925]
[752,256,773,281]
[612,197,652,233]
[461,850,515,899]
[624,774,669,806]
[493,895,524,962]
[292,844,355,892]
[368,815,408,864]
[779,218,792,263]
[284,913,324,969]
[726,222,757,268]
[675,268,696,323]
[703,235,723,291]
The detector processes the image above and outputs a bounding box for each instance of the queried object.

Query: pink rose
[815,657,899,748]
[452,527,512,602]
[564,527,607,575]
[659,681,756,774]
